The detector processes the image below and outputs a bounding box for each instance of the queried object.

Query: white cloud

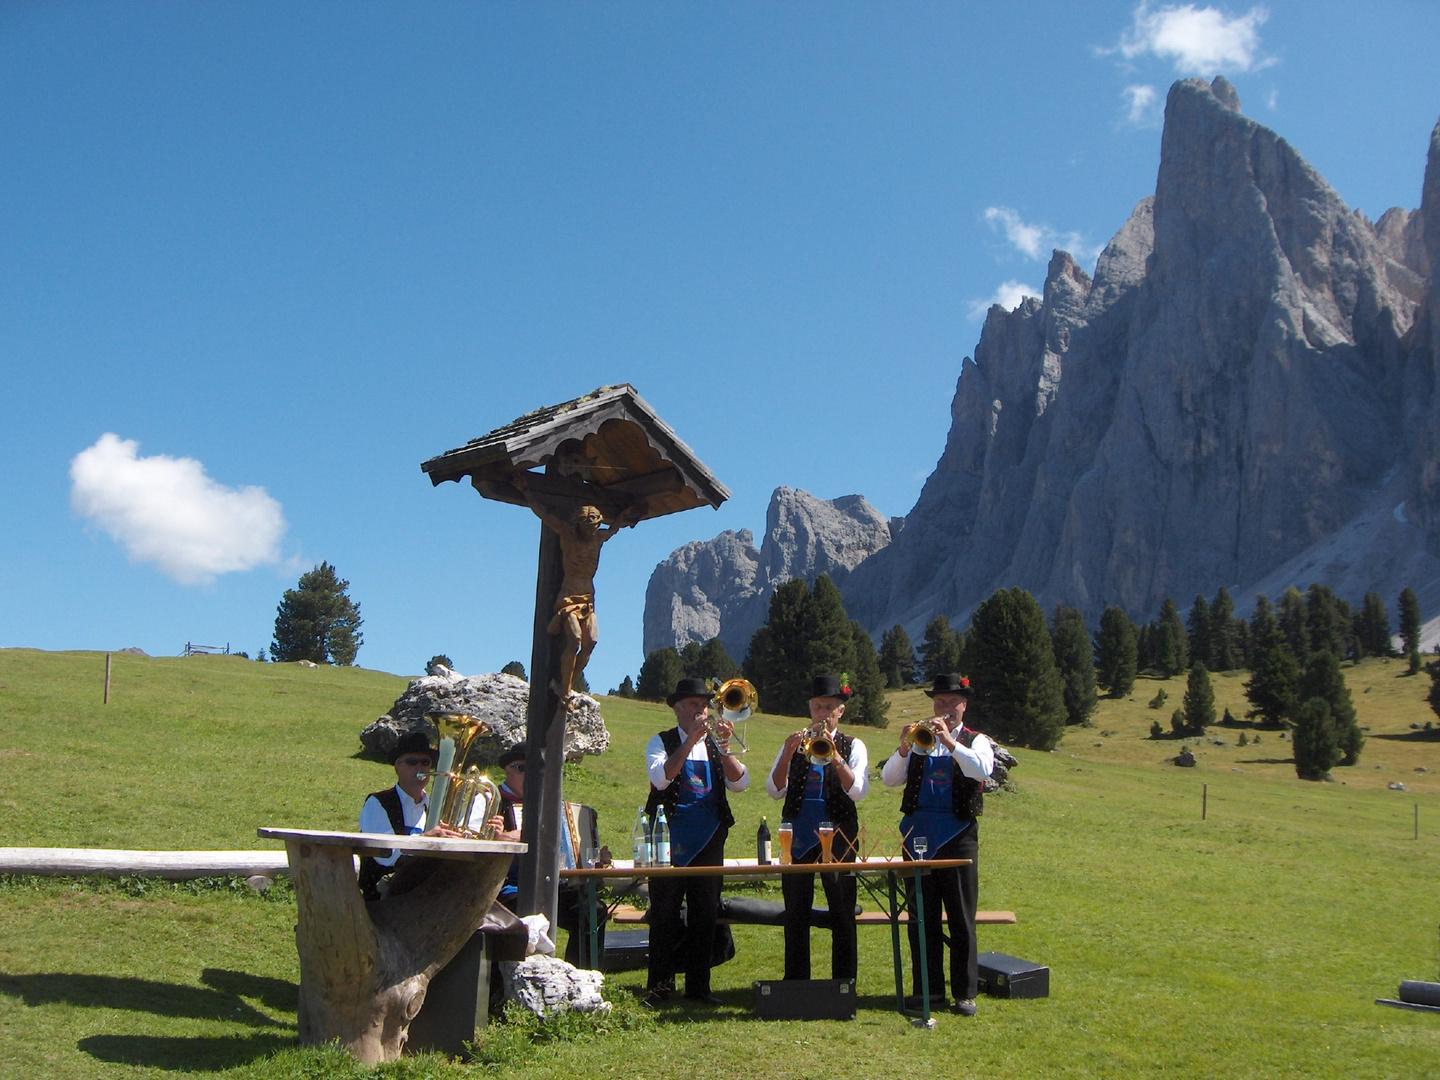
[983,206,1102,263]
[1116,3,1272,74]
[1122,83,1160,125]
[70,433,288,585]
[967,280,1042,320]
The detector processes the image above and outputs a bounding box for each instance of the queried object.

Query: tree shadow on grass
[0,971,292,1027]
[1236,758,1295,766]
[1370,730,1440,743]
[77,1032,295,1071]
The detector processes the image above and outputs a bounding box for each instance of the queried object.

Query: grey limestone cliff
[643,487,891,658]
[841,77,1440,638]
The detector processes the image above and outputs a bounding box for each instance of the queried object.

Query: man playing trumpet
[766,673,869,983]
[881,672,994,1016]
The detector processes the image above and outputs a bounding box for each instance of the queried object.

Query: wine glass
[912,835,929,861]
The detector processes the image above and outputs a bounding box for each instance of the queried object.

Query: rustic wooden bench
[607,903,1017,925]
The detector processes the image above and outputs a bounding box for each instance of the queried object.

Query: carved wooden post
[518,518,567,930]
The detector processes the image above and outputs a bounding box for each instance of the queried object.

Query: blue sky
[3,2,1437,692]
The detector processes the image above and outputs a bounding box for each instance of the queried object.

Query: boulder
[359,670,609,764]
[500,955,609,1016]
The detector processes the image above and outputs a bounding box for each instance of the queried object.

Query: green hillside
[2,648,1439,1079]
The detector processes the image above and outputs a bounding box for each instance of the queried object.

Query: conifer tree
[1278,586,1310,665]
[1210,587,1237,670]
[847,622,890,728]
[919,615,962,682]
[1400,587,1422,674]
[878,624,917,688]
[271,561,364,666]
[636,647,684,701]
[1050,605,1098,726]
[1093,606,1139,698]
[1244,616,1298,727]
[1292,698,1341,779]
[965,588,1066,750]
[743,579,814,716]
[1354,592,1392,659]
[1159,597,1189,675]
[1296,649,1362,766]
[1187,595,1212,672]
[680,640,704,678]
[1182,662,1215,734]
[1305,583,1350,661]
[696,637,739,683]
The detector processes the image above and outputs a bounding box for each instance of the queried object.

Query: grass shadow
[1370,729,1440,743]
[200,969,298,1014]
[0,972,288,1027]
[77,1032,294,1072]
[1236,758,1295,766]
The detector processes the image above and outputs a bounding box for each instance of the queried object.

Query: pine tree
[426,655,454,676]
[1354,592,1392,659]
[680,640,704,678]
[1277,586,1310,665]
[1244,619,1298,727]
[807,575,857,677]
[1400,587,1422,674]
[1182,662,1216,735]
[1159,597,1189,675]
[1187,595,1212,672]
[1292,698,1341,779]
[1093,606,1138,698]
[1297,649,1362,766]
[1050,605,1098,726]
[501,660,528,680]
[614,675,637,698]
[1210,587,1237,670]
[270,562,364,665]
[1305,583,1350,661]
[919,615,962,682]
[743,579,814,716]
[847,622,890,728]
[696,637,739,683]
[965,588,1066,750]
[636,647,684,701]
[878,624,917,688]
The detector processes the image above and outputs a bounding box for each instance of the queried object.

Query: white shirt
[765,732,870,802]
[880,727,995,787]
[645,727,751,792]
[358,783,428,867]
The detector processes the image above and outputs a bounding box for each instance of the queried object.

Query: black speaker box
[753,978,856,1020]
[977,952,1049,999]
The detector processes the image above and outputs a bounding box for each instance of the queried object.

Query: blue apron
[668,756,721,867]
[900,752,967,858]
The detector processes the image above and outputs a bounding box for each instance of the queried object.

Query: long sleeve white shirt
[765,734,870,802]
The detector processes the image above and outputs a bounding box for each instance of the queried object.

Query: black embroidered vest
[644,728,736,831]
[358,787,408,901]
[899,727,985,820]
[780,730,859,830]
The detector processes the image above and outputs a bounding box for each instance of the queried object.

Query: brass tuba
[423,711,493,832]
[440,766,503,838]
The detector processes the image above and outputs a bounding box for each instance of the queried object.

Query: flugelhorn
[800,726,836,766]
[907,720,941,752]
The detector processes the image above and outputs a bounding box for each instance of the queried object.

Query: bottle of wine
[631,807,651,868]
[653,807,671,867]
[756,815,772,865]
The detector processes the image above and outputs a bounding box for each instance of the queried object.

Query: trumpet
[907,720,942,752]
[708,677,756,753]
[799,726,836,766]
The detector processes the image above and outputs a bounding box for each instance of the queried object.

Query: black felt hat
[390,730,438,765]
[809,673,853,700]
[924,673,973,698]
[667,677,712,706]
[498,747,526,769]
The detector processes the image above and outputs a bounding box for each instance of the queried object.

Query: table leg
[913,865,932,1027]
[887,871,905,1016]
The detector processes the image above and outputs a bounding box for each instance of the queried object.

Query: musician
[356,731,461,901]
[880,672,994,1016]
[642,676,750,1006]
[766,673,869,982]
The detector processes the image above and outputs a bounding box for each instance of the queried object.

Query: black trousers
[647,826,727,997]
[781,826,858,981]
[904,823,979,1001]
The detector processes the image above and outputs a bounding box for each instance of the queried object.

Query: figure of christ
[512,471,637,699]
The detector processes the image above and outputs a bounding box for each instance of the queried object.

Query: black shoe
[684,993,724,1007]
[640,985,672,1009]
[952,998,978,1016]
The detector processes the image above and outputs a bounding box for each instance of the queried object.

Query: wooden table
[561,857,971,1025]
[258,828,525,1064]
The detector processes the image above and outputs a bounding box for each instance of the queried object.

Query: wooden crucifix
[422,385,729,933]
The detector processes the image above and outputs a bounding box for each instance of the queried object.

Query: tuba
[708,677,756,752]
[423,711,493,832]
[440,766,503,838]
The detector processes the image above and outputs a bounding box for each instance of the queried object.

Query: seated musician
[356,731,461,901]
[766,673,868,982]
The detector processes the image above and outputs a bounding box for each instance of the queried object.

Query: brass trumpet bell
[801,730,835,766]
[713,677,758,723]
[909,720,940,752]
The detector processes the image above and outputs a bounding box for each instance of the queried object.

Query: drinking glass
[913,835,929,860]
[777,822,794,865]
[817,820,836,863]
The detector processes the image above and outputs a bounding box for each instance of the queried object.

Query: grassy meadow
[2,648,1440,1078]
